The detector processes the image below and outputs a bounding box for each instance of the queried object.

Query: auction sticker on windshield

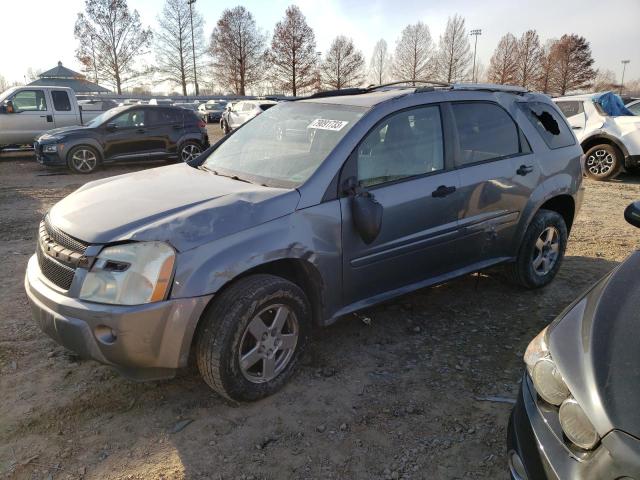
[307,119,349,131]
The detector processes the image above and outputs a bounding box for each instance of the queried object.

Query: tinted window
[555,101,584,118]
[148,108,180,125]
[12,90,47,111]
[521,102,575,149]
[357,106,444,187]
[628,102,640,116]
[51,91,71,111]
[260,104,275,111]
[451,102,520,166]
[112,109,145,128]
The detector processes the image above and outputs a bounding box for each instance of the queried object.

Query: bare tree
[393,22,434,83]
[549,34,595,95]
[154,0,204,96]
[535,40,557,93]
[435,14,471,83]
[25,68,43,83]
[369,39,392,85]
[487,33,518,85]
[210,6,266,95]
[0,74,9,92]
[268,5,318,96]
[321,36,365,89]
[74,0,152,94]
[592,69,617,92]
[515,30,542,89]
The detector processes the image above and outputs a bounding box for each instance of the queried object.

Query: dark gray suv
[25,83,584,401]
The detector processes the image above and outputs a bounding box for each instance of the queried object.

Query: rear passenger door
[341,104,462,306]
[145,108,181,158]
[449,101,537,265]
[51,90,76,128]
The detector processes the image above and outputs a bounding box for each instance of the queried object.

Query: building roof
[28,61,111,94]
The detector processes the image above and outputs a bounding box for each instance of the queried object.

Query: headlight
[79,242,175,305]
[559,398,600,450]
[524,327,570,406]
[43,144,59,153]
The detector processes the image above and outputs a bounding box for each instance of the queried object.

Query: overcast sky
[1,0,638,87]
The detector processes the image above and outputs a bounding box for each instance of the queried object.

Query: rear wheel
[584,144,622,180]
[195,274,311,402]
[179,141,203,162]
[505,209,568,289]
[67,145,100,174]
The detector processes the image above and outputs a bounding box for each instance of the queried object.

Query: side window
[520,102,576,149]
[12,90,47,111]
[555,101,584,118]
[628,102,640,116]
[148,108,180,125]
[451,102,521,166]
[112,109,145,128]
[357,105,444,188]
[51,91,71,111]
[242,103,254,112]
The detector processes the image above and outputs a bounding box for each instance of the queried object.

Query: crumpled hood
[548,251,640,439]
[49,163,300,251]
[37,125,92,140]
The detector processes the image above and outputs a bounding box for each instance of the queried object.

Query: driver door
[340,104,462,306]
[103,108,150,160]
[8,89,53,144]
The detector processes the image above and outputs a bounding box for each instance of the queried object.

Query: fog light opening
[508,450,528,480]
[95,325,117,344]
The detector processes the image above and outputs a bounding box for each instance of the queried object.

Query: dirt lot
[1,129,639,479]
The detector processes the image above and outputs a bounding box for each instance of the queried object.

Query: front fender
[62,137,104,160]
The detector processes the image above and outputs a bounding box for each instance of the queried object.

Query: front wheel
[195,274,311,402]
[584,144,622,180]
[505,209,568,289]
[67,145,100,174]
[179,141,203,162]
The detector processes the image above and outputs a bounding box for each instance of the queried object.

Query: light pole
[187,0,199,96]
[620,60,630,95]
[470,29,482,83]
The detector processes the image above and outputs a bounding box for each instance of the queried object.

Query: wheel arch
[538,195,576,233]
[64,139,104,161]
[581,134,629,159]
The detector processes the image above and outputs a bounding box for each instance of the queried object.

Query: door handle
[39,115,53,122]
[571,126,583,130]
[431,185,456,198]
[517,165,534,176]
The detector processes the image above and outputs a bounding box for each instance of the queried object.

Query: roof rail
[367,79,451,91]
[451,83,528,94]
[306,87,368,99]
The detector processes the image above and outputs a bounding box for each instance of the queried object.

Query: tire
[584,143,622,180]
[195,274,311,402]
[179,141,203,162]
[67,145,100,174]
[505,209,568,289]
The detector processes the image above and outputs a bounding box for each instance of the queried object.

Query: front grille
[44,216,88,253]
[37,217,89,290]
[37,246,76,290]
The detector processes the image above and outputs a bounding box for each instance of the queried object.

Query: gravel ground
[1,129,639,479]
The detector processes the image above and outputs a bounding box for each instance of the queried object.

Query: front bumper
[508,375,627,479]
[33,141,66,166]
[25,254,212,380]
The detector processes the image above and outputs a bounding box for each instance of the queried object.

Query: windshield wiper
[198,165,253,184]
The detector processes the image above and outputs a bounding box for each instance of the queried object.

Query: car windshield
[202,101,365,187]
[85,106,130,127]
[206,104,223,111]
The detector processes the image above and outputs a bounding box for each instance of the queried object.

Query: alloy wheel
[71,149,97,172]
[238,304,299,383]
[532,226,560,276]
[181,144,202,162]
[586,149,614,176]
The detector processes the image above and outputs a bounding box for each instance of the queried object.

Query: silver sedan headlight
[79,242,175,305]
[524,327,570,406]
[559,398,600,450]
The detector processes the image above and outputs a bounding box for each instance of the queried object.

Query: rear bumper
[25,254,212,380]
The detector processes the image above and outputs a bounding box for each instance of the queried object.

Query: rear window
[521,102,575,149]
[555,101,584,118]
[260,104,275,111]
[51,91,71,111]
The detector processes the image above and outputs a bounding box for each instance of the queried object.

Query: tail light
[197,119,206,128]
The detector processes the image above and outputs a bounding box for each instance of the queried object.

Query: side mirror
[344,177,383,244]
[624,201,640,228]
[106,122,118,131]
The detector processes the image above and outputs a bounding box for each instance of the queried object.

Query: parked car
[199,102,225,123]
[149,98,173,106]
[221,99,277,134]
[25,83,583,401]
[118,98,143,106]
[78,99,118,113]
[173,102,207,122]
[554,92,640,180]
[626,98,640,116]
[508,200,640,479]
[220,101,237,133]
[33,104,209,173]
[0,86,102,149]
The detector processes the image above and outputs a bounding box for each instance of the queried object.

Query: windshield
[202,101,365,187]
[85,106,129,127]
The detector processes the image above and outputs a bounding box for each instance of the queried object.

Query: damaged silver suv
[25,82,584,401]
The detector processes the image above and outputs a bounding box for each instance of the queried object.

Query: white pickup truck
[0,86,102,149]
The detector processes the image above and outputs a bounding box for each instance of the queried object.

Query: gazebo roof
[28,61,111,93]
[39,61,84,80]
